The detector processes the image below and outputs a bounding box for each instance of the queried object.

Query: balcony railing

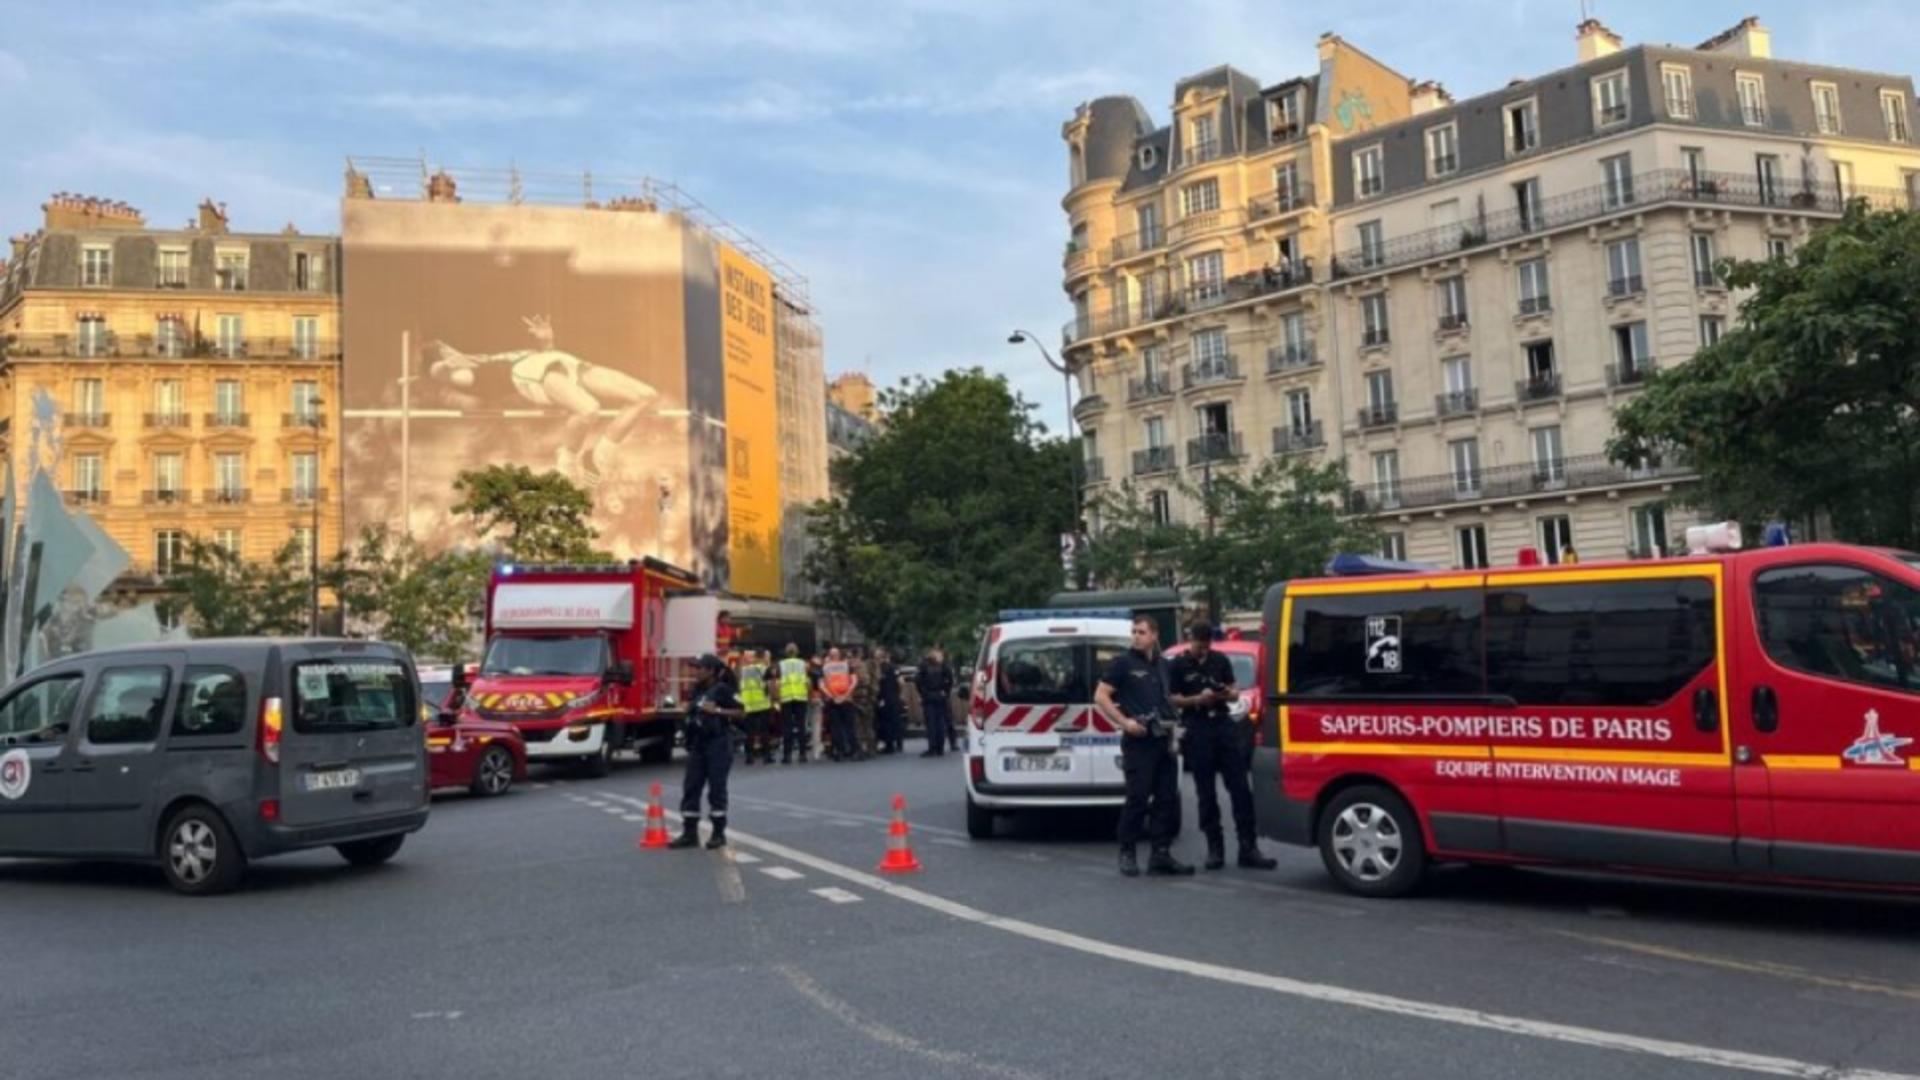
[204,488,251,505]
[145,412,190,429]
[204,412,251,429]
[1693,269,1723,289]
[64,489,110,507]
[142,490,190,506]
[283,412,327,430]
[1081,458,1107,485]
[284,487,329,505]
[1187,432,1243,466]
[1517,373,1563,401]
[1128,374,1173,402]
[1607,274,1645,299]
[1182,356,1243,391]
[1248,182,1314,221]
[1437,312,1469,333]
[1436,388,1479,417]
[1518,295,1552,316]
[1110,227,1166,261]
[1362,327,1390,348]
[1184,140,1222,166]
[1357,403,1398,429]
[1607,359,1658,387]
[1,334,341,361]
[63,412,110,429]
[1332,168,1917,280]
[1064,243,1103,277]
[1072,394,1107,421]
[1599,103,1629,125]
[1267,341,1318,374]
[1168,207,1246,246]
[1348,453,1693,514]
[1271,421,1324,454]
[1060,260,1315,348]
[1132,447,1176,476]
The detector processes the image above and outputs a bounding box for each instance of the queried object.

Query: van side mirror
[609,661,636,686]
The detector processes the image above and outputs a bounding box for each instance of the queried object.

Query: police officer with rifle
[1094,613,1194,878]
[670,654,744,850]
[1170,622,1277,872]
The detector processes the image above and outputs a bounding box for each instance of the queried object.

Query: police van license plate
[1003,756,1071,773]
[304,769,362,792]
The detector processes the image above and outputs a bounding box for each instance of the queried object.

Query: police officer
[738,649,777,765]
[670,654,744,850]
[1095,614,1194,877]
[777,643,811,764]
[875,647,904,754]
[851,646,877,761]
[914,648,956,758]
[1170,622,1278,872]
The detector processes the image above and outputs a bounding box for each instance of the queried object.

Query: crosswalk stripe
[811,887,862,905]
[760,866,805,881]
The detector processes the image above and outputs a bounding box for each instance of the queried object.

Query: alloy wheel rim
[481,750,511,794]
[1331,803,1403,883]
[169,820,216,884]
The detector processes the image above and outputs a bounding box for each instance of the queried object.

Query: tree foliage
[1082,456,1376,611]
[329,525,491,663]
[1610,203,1920,547]
[451,464,605,562]
[804,369,1077,650]
[163,538,312,638]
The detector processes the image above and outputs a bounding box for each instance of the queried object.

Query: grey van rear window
[292,661,416,733]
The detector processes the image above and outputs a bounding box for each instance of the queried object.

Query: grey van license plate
[304,769,362,792]
[1003,756,1071,773]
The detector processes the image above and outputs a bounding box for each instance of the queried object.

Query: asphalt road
[2,747,1918,1080]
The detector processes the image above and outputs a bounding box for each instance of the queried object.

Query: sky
[3,0,1916,437]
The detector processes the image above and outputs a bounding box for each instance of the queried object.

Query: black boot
[1147,846,1196,876]
[667,818,701,849]
[1204,835,1226,872]
[705,819,728,849]
[1118,845,1141,878]
[1238,841,1278,870]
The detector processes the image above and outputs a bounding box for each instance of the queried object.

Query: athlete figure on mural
[424,315,663,485]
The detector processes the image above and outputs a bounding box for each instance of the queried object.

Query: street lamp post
[309,394,324,637]
[1008,330,1080,588]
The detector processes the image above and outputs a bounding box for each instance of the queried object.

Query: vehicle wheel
[159,805,247,896]
[639,740,672,765]
[965,793,995,840]
[471,746,515,798]
[1317,785,1427,898]
[584,730,616,778]
[336,834,406,867]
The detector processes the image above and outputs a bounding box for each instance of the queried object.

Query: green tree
[330,525,491,662]
[452,464,605,562]
[1610,203,1920,547]
[804,369,1076,650]
[163,538,311,637]
[1084,456,1376,611]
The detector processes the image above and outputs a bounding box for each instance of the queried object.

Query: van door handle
[70,760,96,773]
[1752,685,1779,734]
[1692,688,1718,734]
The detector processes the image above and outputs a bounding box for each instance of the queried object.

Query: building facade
[0,195,343,586]
[1064,18,1920,572]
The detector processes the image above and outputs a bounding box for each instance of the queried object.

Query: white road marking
[811,887,863,905]
[630,798,1918,1080]
[731,852,762,865]
[622,814,644,823]
[774,964,1045,1080]
[714,851,747,905]
[827,819,861,828]
[760,866,805,881]
[783,811,814,820]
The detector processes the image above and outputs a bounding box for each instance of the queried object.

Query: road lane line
[713,850,747,905]
[1551,930,1920,1003]
[811,887,863,905]
[774,964,1045,1080]
[760,866,805,882]
[661,806,1919,1080]
[732,852,763,865]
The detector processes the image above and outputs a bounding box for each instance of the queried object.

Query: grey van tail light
[259,696,285,765]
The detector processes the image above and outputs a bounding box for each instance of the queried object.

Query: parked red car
[421,665,527,798]
[1165,631,1265,727]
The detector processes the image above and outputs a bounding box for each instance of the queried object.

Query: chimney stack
[42,193,146,231]
[1576,18,1624,63]
[197,199,230,234]
[1409,80,1453,116]
[426,170,460,203]
[1698,16,1770,59]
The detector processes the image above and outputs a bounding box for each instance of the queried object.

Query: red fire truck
[462,559,716,775]
[1255,525,1920,898]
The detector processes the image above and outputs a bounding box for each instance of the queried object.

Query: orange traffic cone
[877,793,924,874]
[639,782,672,850]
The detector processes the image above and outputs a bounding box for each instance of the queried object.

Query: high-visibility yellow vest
[740,664,771,712]
[778,658,809,703]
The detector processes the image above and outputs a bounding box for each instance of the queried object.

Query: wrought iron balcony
[204,412,251,429]
[1128,374,1173,402]
[1606,359,1658,387]
[1267,342,1318,374]
[1183,140,1222,166]
[1331,168,1917,280]
[1435,389,1479,417]
[64,489,110,507]
[1607,274,1645,299]
[1063,243,1104,277]
[1168,207,1246,246]
[1357,403,1398,429]
[142,489,191,506]
[1430,154,1458,175]
[1059,261,1315,347]
[1347,453,1694,514]
[144,412,190,429]
[1693,269,1723,289]
[63,412,110,428]
[1248,182,1314,221]
[1182,356,1243,391]
[283,412,327,430]
[1517,373,1562,402]
[1081,458,1107,484]
[283,487,329,505]
[1271,421,1324,454]
[1518,295,1552,316]
[1110,227,1166,261]
[1187,432,1244,466]
[204,488,251,505]
[1362,328,1390,348]
[1437,312,1469,332]
[1132,446,1177,476]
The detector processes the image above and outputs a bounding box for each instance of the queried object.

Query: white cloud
[12,131,337,233]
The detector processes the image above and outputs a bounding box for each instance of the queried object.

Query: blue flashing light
[1763,521,1793,548]
[499,564,516,577]
[998,608,1131,622]
[1325,553,1441,577]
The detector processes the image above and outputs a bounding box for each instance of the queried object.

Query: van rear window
[996,639,1125,704]
[292,660,416,734]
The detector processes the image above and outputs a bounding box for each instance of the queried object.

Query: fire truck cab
[1257,528,1920,897]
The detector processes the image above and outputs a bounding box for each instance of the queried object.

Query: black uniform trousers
[922,698,952,755]
[679,732,733,820]
[826,701,856,759]
[1116,733,1180,847]
[780,701,810,761]
[876,700,903,750]
[1186,717,1255,844]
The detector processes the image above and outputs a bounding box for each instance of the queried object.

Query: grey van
[0,639,430,895]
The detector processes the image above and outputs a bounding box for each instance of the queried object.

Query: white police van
[963,610,1133,838]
